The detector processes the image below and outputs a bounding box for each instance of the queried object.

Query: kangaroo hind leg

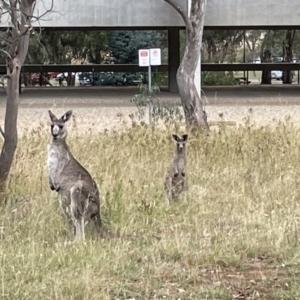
[70,183,86,241]
[86,194,102,236]
[164,177,172,205]
[60,195,75,236]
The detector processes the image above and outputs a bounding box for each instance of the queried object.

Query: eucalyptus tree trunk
[282,30,296,84]
[164,0,208,129]
[0,0,36,187]
[261,49,272,84]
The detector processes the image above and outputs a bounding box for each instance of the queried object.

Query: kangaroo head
[48,110,72,140]
[172,134,188,152]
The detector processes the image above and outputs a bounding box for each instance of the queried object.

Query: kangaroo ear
[61,110,72,123]
[48,110,57,122]
[172,134,179,141]
[182,134,188,141]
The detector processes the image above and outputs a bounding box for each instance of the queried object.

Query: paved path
[0,85,299,108]
[1,85,300,133]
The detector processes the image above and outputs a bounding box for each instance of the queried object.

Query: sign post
[138,48,161,126]
[148,63,152,125]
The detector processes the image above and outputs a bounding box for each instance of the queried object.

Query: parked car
[55,72,78,86]
[271,70,283,80]
[56,72,67,81]
[252,58,261,64]
[92,72,145,86]
[55,72,77,80]
[48,72,59,79]
[30,73,40,85]
[78,72,93,86]
[30,73,51,86]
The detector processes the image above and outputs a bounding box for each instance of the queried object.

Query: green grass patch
[1,119,300,299]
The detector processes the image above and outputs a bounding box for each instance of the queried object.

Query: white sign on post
[150,48,161,66]
[138,48,161,126]
[138,49,150,66]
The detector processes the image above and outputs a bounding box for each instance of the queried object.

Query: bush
[129,83,184,125]
[202,71,235,85]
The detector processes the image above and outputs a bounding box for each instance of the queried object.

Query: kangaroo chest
[47,143,70,184]
[173,155,186,171]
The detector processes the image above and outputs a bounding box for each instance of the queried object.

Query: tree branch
[0,126,5,139]
[245,38,252,52]
[291,30,296,45]
[21,0,54,23]
[163,0,193,33]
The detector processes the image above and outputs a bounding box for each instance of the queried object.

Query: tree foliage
[23,30,167,66]
[107,30,166,64]
[25,31,108,64]
[202,30,245,63]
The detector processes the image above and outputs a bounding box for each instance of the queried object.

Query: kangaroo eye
[59,125,63,129]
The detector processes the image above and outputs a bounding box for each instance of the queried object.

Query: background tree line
[0,28,297,86]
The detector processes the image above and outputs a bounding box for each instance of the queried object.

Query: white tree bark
[164,0,208,128]
[188,0,201,98]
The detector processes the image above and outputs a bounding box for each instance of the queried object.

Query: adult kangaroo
[47,110,102,240]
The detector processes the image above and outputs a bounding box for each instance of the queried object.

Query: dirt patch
[200,261,294,300]
[1,86,300,137]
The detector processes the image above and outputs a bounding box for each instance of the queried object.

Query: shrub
[202,71,235,85]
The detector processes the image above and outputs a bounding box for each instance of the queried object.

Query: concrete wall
[31,0,187,27]
[205,0,300,27]
[35,0,300,28]
[0,0,299,28]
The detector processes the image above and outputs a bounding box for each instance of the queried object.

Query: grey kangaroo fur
[164,134,188,204]
[47,110,102,240]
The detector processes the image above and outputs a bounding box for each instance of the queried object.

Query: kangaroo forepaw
[50,183,60,192]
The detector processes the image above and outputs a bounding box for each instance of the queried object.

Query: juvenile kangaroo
[164,134,188,204]
[47,110,102,240]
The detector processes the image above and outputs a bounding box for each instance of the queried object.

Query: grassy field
[1,117,300,299]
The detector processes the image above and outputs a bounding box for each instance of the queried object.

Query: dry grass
[5,104,300,138]
[1,112,300,299]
